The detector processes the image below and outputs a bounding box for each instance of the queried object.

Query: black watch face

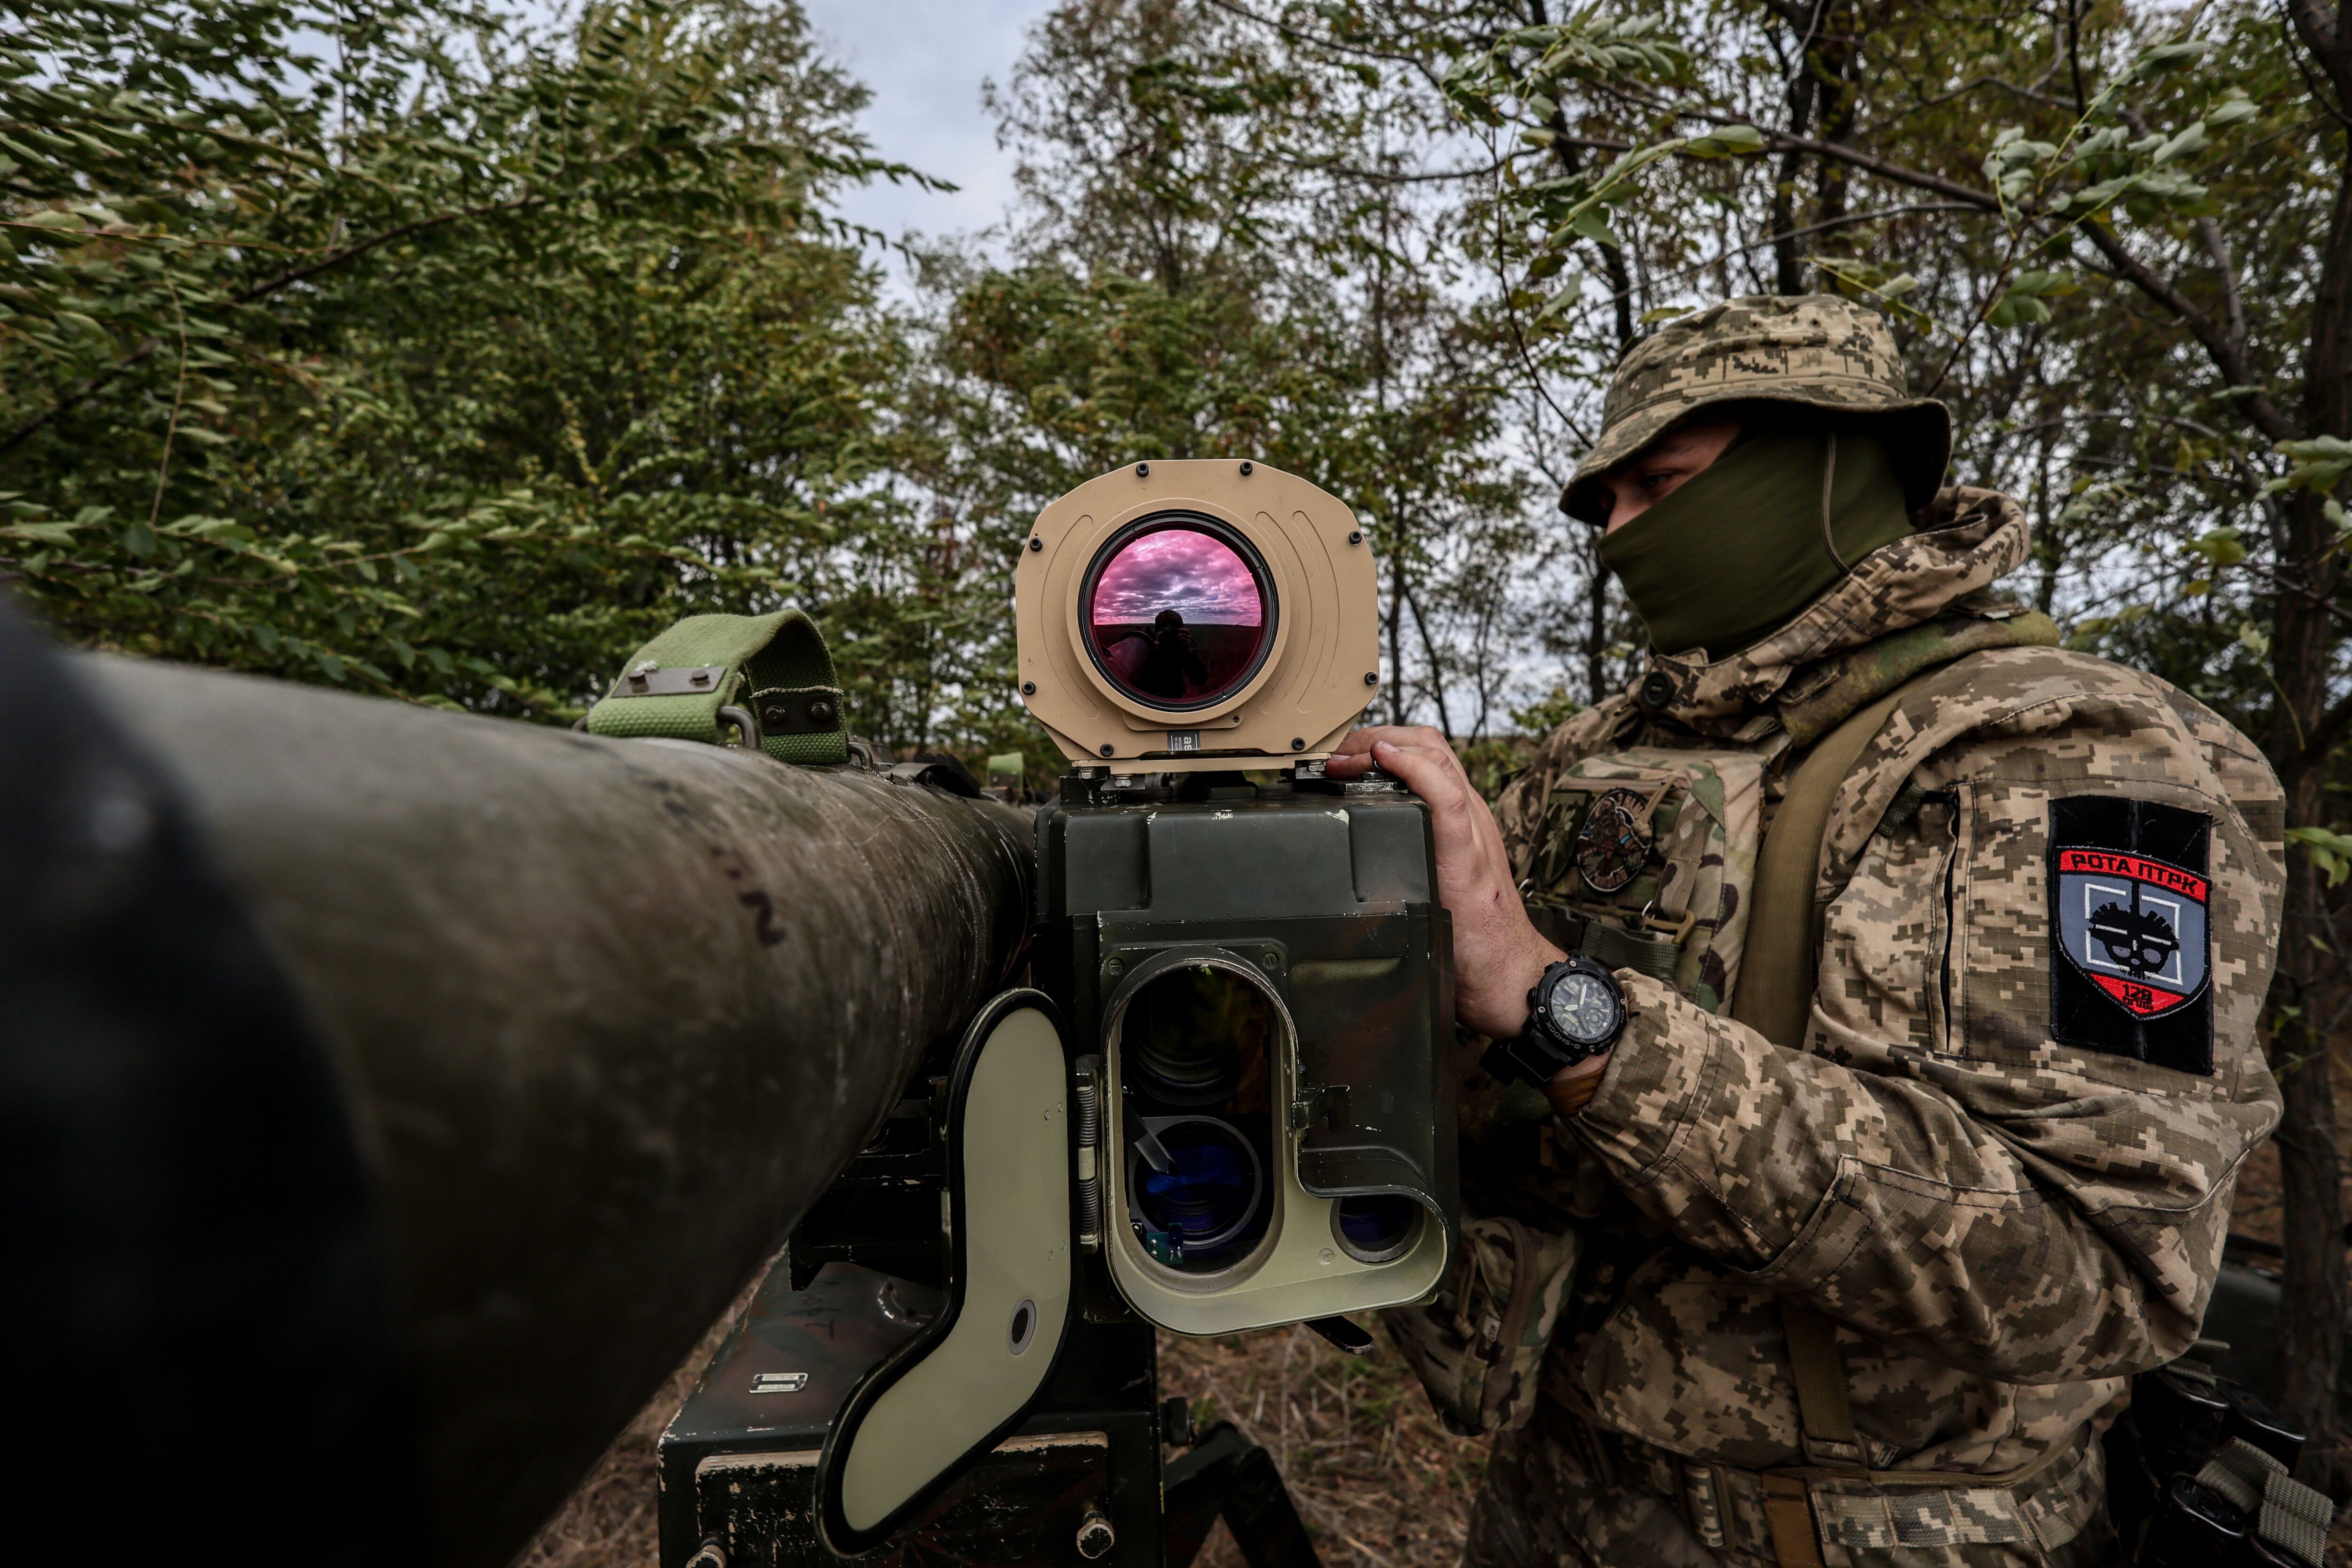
[1545,971,1621,1048]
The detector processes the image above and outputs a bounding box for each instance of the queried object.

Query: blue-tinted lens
[1334,1194,1418,1260]
[1134,1120,1263,1257]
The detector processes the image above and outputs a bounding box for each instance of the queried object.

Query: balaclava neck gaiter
[1596,422,1915,660]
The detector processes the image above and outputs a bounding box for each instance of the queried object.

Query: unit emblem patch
[1575,787,1653,893]
[2047,796,2213,1074]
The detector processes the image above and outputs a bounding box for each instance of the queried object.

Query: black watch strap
[1480,956,1623,1091]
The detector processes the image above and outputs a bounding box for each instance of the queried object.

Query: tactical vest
[1506,638,2120,1568]
[1496,640,2327,1568]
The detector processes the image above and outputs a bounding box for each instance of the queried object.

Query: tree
[0,0,956,733]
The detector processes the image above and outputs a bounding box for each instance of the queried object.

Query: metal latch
[609,663,728,698]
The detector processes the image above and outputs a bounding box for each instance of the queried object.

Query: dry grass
[1157,1319,1486,1568]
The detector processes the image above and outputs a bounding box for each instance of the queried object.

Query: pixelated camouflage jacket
[1478,486,2285,1486]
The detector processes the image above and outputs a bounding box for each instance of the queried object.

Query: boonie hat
[1561,294,1952,524]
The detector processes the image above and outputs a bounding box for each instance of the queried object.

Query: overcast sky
[802,0,1049,280]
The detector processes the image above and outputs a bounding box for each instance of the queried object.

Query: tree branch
[2294,685,2352,770]
[2078,220,2298,441]
[233,194,546,305]
[1740,121,2002,209]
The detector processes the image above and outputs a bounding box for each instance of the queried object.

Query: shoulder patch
[2047,796,2213,1074]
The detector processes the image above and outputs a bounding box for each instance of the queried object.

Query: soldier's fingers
[1329,725,1451,772]
[1369,740,1489,853]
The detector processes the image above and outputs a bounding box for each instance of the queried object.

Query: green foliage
[0,0,960,734]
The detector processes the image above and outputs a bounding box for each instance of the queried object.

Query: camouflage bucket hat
[1561,294,1952,524]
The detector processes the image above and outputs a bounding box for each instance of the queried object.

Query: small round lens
[1332,1194,1421,1264]
[1085,517,1271,710]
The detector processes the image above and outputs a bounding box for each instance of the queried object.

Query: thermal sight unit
[1016,459,1382,770]
[1019,460,1457,1336]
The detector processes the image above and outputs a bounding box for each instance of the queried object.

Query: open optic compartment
[1039,774,1458,1336]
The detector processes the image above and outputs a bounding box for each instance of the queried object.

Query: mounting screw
[1240,460,1254,476]
[684,1539,729,1568]
[1027,536,1042,552]
[760,703,787,727]
[1291,737,1305,750]
[807,698,835,725]
[1347,529,1363,544]
[1105,956,1125,977]
[1363,671,1379,686]
[1076,1509,1116,1560]
[1099,744,1115,757]
[1021,680,1037,696]
[1160,1394,1197,1447]
[1136,462,1150,478]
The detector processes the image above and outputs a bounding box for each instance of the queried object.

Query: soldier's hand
[1329,726,1563,1040]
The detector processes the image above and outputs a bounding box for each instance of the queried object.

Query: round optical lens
[1332,1194,1421,1264]
[1130,1116,1266,1263]
[1085,520,1270,709]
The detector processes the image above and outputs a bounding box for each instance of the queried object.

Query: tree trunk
[2269,118,2352,1489]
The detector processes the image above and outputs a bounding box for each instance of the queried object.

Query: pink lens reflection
[1086,526,1268,707]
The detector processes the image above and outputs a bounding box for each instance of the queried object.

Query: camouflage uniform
[1458,300,2285,1568]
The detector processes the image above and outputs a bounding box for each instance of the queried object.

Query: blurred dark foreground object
[0,601,419,1562]
[0,597,1032,1567]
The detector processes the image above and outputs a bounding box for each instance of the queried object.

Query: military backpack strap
[1732,689,1904,1568]
[1780,1300,1869,1472]
[584,609,849,765]
[1729,688,1906,1052]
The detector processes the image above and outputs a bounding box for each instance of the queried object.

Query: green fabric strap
[1529,903,1681,981]
[1731,689,1906,1053]
[584,609,848,765]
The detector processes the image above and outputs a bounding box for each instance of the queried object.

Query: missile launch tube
[78,654,1034,1568]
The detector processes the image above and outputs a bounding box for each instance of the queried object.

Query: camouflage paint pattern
[1561,295,1953,523]
[1454,486,2282,1567]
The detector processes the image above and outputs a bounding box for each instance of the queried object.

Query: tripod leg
[1165,1423,1249,1568]
[1223,1442,1323,1568]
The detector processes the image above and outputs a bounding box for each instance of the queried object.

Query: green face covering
[1595,423,1915,659]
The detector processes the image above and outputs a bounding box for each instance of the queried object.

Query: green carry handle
[584,609,849,766]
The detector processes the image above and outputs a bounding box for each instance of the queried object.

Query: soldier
[1330,295,2285,1568]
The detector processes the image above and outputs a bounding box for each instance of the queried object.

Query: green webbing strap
[1579,917,1680,980]
[1730,689,1906,1054]
[1526,904,1681,981]
[584,610,849,765]
[1733,688,1904,1533]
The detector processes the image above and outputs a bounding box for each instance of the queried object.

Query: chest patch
[2047,796,2213,1075]
[1574,788,1653,893]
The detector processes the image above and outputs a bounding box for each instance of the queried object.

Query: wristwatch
[1482,955,1628,1090]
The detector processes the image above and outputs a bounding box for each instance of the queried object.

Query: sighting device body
[770,462,1456,1562]
[1036,772,1458,1333]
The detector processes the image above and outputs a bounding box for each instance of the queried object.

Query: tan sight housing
[1016,460,1380,772]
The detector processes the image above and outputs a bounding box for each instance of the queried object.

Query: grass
[1158,1319,1486,1568]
